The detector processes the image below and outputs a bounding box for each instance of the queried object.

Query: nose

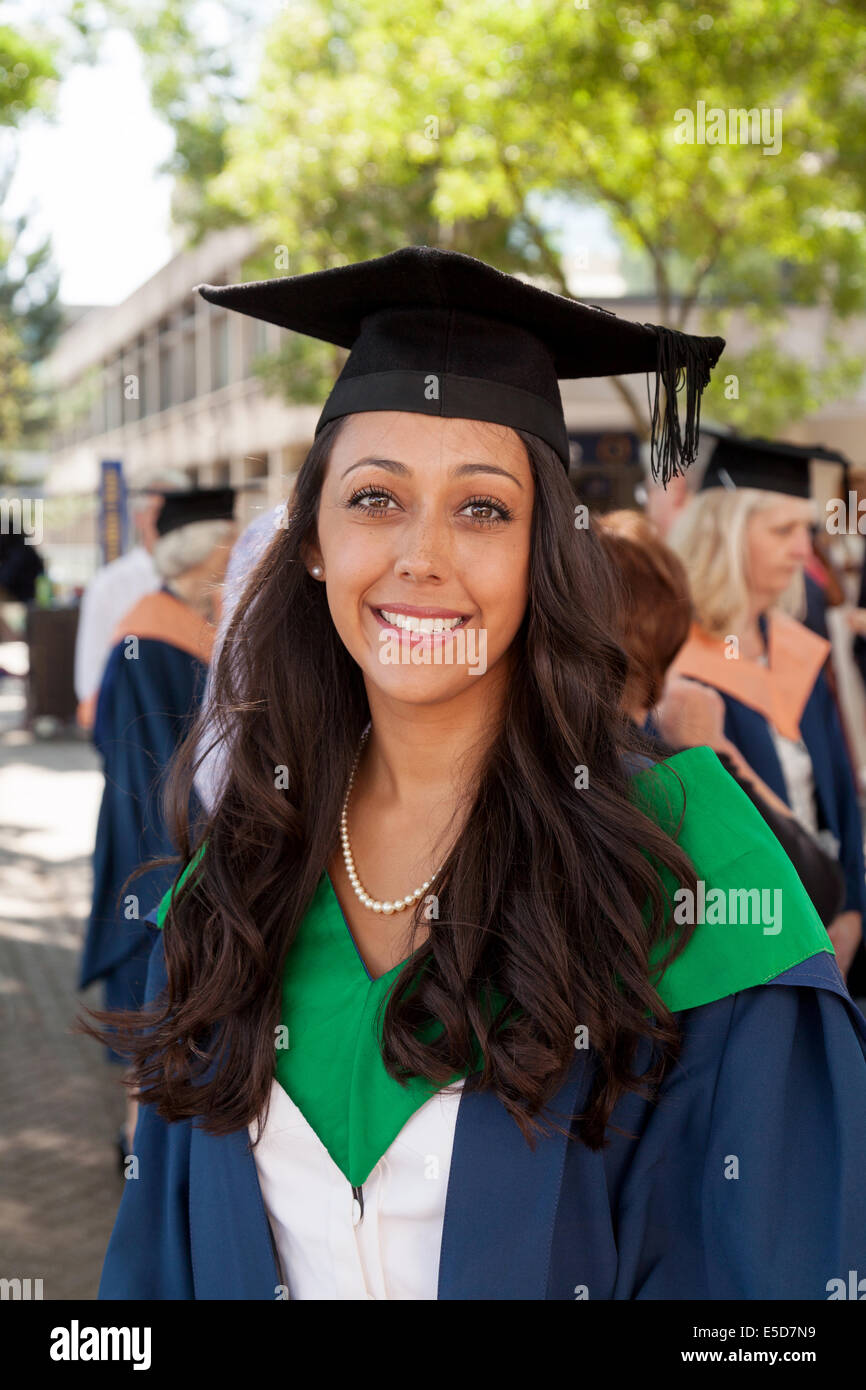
[397,557,444,582]
[392,511,450,583]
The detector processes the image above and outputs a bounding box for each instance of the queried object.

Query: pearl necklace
[340,721,440,915]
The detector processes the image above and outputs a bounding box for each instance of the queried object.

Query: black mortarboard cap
[700,429,849,498]
[153,486,237,537]
[193,246,725,482]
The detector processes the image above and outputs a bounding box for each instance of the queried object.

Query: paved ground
[0,671,125,1300]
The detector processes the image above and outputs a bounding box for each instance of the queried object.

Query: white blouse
[250,1077,464,1300]
[766,722,821,838]
[755,651,822,839]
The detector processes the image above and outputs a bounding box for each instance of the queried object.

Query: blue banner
[99,459,128,565]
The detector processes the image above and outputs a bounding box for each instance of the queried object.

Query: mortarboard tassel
[645,324,720,487]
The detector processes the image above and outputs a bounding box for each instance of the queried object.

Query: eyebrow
[339,456,524,490]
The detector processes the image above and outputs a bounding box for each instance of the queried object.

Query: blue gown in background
[715,669,866,926]
[674,612,866,929]
[852,548,866,691]
[79,621,207,1061]
[803,569,830,640]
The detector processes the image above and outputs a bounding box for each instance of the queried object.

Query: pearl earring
[311,565,324,578]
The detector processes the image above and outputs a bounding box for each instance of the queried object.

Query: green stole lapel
[274,872,446,1185]
[635,746,832,1009]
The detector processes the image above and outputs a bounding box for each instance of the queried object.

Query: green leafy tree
[0,24,63,459]
[0,318,30,447]
[98,0,262,239]
[0,23,58,127]
[194,0,866,436]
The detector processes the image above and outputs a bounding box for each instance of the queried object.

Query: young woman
[85,248,866,1300]
[667,434,866,985]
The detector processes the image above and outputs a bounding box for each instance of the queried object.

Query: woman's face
[744,498,814,604]
[309,411,534,707]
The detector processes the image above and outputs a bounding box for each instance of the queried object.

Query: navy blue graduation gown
[99,929,866,1300]
[803,570,830,640]
[716,669,866,924]
[852,550,866,690]
[79,635,207,1057]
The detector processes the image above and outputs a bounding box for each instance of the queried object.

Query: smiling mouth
[373,607,470,636]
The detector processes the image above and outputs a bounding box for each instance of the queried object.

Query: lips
[371,604,470,638]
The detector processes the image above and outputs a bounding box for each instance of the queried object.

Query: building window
[211,314,229,391]
[144,339,159,416]
[122,351,141,425]
[105,361,122,432]
[159,337,174,411]
[242,315,268,378]
[181,321,197,401]
[88,382,106,437]
[138,359,150,417]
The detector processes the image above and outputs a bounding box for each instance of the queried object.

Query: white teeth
[379,609,464,633]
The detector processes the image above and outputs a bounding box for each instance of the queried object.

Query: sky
[6,26,178,305]
[4,7,623,309]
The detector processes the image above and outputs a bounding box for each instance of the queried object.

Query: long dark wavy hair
[80,415,699,1149]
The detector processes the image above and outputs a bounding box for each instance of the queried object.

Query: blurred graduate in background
[72,475,188,731]
[79,487,237,1156]
[665,434,866,988]
[596,508,847,936]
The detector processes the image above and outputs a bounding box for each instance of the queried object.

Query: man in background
[73,474,187,729]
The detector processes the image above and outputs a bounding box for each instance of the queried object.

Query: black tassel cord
[644,324,725,488]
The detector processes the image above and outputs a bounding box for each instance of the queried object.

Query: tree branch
[500,157,648,435]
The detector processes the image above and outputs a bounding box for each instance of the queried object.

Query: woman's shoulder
[627,742,729,835]
[630,741,805,859]
[629,746,834,1013]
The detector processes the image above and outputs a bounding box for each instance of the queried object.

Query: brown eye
[346,485,399,515]
[459,496,513,527]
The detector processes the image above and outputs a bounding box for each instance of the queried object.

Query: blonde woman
[665,434,866,984]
